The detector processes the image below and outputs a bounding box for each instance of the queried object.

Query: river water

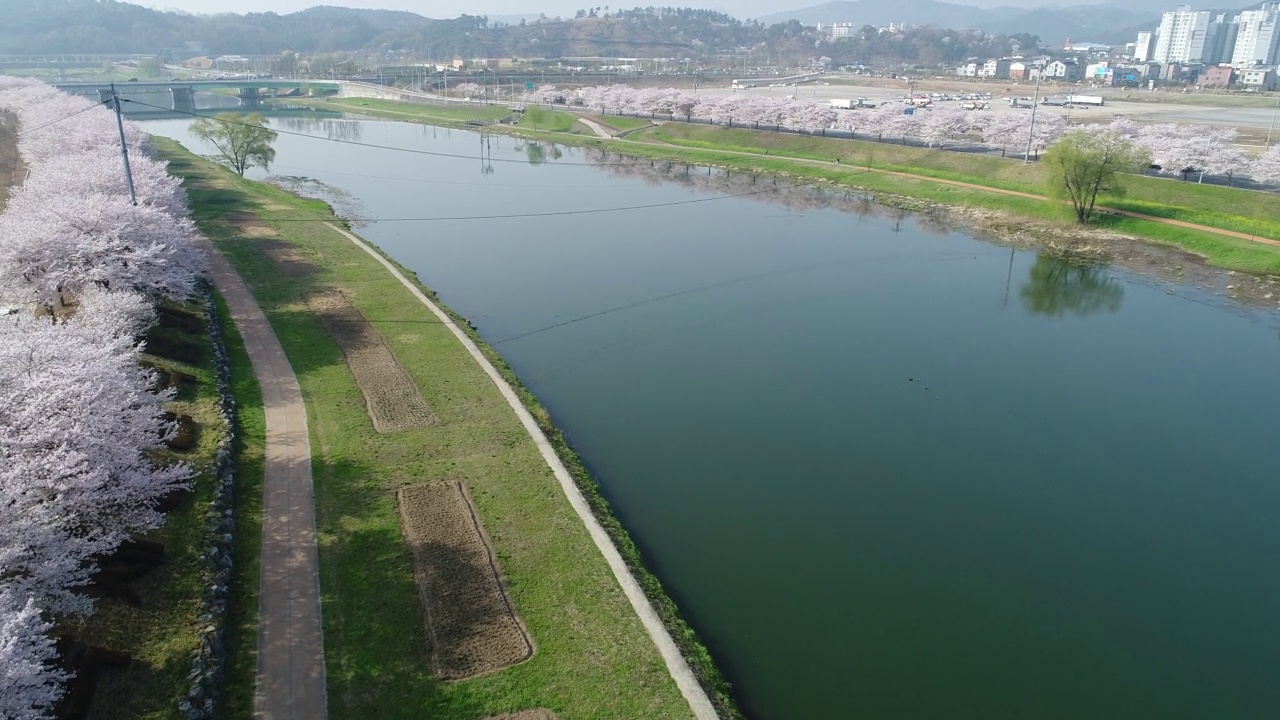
[146,116,1280,719]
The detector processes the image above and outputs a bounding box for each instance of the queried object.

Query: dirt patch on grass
[397,481,534,680]
[241,224,278,238]
[307,291,437,432]
[478,711,557,720]
[260,240,315,276]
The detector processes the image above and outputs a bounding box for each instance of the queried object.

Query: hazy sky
[143,0,808,21]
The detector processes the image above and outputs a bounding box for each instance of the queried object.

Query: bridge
[51,79,338,115]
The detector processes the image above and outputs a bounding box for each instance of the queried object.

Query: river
[145,116,1280,719]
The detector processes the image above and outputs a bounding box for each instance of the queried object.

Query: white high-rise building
[1135,31,1155,62]
[1232,3,1280,67]
[1153,5,1222,63]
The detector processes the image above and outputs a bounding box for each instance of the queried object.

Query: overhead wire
[268,162,650,190]
[12,100,112,137]
[268,179,823,222]
[260,143,957,223]
[120,95,960,222]
[122,97,658,167]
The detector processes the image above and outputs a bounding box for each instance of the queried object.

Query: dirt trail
[613,134,1280,249]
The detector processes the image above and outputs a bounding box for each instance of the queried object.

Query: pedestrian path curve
[201,241,329,720]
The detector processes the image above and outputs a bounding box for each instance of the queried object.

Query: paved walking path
[575,116,615,139]
[201,242,329,720]
[324,223,720,720]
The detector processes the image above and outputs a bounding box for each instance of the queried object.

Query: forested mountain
[369,9,816,61]
[0,0,1031,64]
[818,26,1038,67]
[0,0,428,54]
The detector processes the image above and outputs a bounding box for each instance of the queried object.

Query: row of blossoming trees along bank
[522,85,1280,183]
[0,78,206,719]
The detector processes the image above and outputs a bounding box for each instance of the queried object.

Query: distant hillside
[0,0,431,54]
[369,8,799,60]
[761,0,988,30]
[0,2,807,59]
[758,0,1152,44]
[0,0,1044,65]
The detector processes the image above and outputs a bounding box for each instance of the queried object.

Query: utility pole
[1267,93,1279,149]
[1023,66,1042,164]
[110,84,137,206]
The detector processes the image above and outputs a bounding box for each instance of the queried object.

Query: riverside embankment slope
[316,96,1280,275]
[155,137,736,720]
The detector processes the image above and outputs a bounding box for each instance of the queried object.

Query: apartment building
[1135,31,1155,62]
[1232,4,1280,67]
[1153,6,1223,63]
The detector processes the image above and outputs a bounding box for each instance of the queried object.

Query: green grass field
[216,292,268,720]
[256,97,1280,272]
[324,97,513,126]
[592,114,655,133]
[155,137,738,720]
[647,123,1280,232]
[519,106,579,132]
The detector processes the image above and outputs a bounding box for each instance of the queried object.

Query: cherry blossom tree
[453,82,484,99]
[0,189,201,311]
[918,107,972,148]
[0,589,67,720]
[0,79,201,716]
[1252,145,1280,183]
[0,311,188,616]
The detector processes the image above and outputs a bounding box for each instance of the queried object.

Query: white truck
[830,98,855,110]
[1065,94,1105,106]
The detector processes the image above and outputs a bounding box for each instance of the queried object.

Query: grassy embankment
[298,96,1280,274]
[213,292,268,720]
[154,136,739,720]
[594,115,656,135]
[322,97,514,127]
[64,299,265,720]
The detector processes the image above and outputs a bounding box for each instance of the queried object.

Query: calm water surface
[148,117,1280,719]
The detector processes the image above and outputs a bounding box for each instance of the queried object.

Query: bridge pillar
[238,86,261,109]
[171,86,195,115]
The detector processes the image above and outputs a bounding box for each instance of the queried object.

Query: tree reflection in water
[1020,252,1125,317]
[271,116,363,142]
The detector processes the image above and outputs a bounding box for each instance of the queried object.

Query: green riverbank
[303,96,1280,275]
[154,137,741,720]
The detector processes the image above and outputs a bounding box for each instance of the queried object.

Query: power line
[121,97,661,167]
[11,100,111,137]
[268,162,639,190]
[259,143,956,223]
[119,96,958,222]
[269,179,822,222]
